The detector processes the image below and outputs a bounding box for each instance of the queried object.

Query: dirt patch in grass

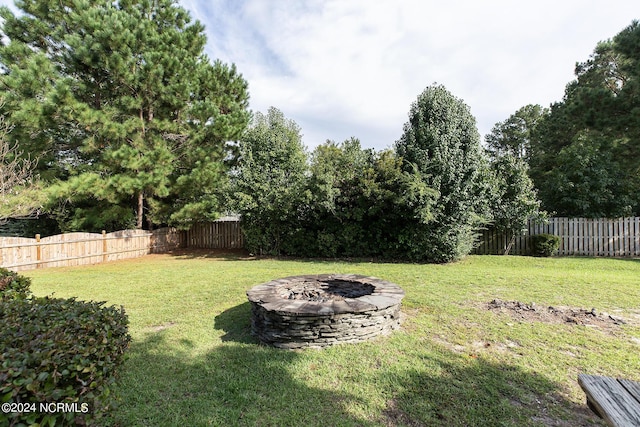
[486,299,632,334]
[380,399,425,427]
[145,321,177,332]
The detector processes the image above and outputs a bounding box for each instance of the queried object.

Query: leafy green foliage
[232,123,438,260]
[299,139,436,259]
[0,268,32,301]
[485,104,547,161]
[234,89,548,262]
[539,130,631,217]
[529,20,640,217]
[0,296,131,426]
[487,154,543,254]
[530,233,560,257]
[0,0,250,231]
[0,217,61,238]
[231,107,310,255]
[395,84,492,262]
[46,193,138,233]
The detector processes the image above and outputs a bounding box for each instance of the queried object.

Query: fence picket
[3,217,639,271]
[624,217,631,256]
[183,220,244,250]
[579,218,585,255]
[595,218,600,255]
[615,218,624,256]
[635,217,640,256]
[473,217,640,257]
[1,227,184,271]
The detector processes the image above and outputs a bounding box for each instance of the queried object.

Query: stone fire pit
[246,274,405,349]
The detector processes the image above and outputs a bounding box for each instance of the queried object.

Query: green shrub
[0,297,131,426]
[394,84,492,263]
[0,268,32,301]
[530,233,560,257]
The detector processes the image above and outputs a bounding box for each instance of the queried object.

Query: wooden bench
[578,374,640,427]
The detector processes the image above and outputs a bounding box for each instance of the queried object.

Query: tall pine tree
[530,20,640,217]
[0,0,250,230]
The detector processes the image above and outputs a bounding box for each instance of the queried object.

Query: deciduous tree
[395,84,492,262]
[485,104,547,161]
[487,154,542,254]
[304,138,435,259]
[0,114,43,224]
[231,107,309,255]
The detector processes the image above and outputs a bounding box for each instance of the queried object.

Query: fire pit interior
[278,279,375,301]
[247,274,405,349]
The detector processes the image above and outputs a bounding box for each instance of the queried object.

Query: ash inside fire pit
[278,280,375,302]
[246,274,404,349]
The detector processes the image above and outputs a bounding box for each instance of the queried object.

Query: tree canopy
[395,84,492,262]
[0,0,250,231]
[0,113,43,224]
[230,107,309,255]
[303,138,436,259]
[253,84,544,262]
[528,20,640,217]
[486,153,542,254]
[231,108,438,260]
[485,104,547,161]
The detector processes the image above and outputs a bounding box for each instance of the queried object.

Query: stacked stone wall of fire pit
[246,274,405,349]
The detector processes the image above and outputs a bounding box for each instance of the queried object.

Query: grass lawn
[24,253,640,426]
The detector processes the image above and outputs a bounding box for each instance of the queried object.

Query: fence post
[102,230,107,263]
[35,234,42,268]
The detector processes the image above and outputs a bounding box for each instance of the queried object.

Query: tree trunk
[136,191,144,229]
[504,233,516,255]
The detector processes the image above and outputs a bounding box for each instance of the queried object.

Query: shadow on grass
[109,302,604,427]
[163,248,422,265]
[163,248,257,261]
[161,248,640,269]
[108,315,599,426]
[107,334,375,426]
[574,255,640,265]
[376,350,600,426]
[213,301,256,344]
[544,255,640,263]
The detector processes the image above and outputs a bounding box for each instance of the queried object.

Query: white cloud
[190,0,638,150]
[3,0,638,150]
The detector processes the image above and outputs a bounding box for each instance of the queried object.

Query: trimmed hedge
[531,233,561,257]
[0,268,32,302]
[1,296,131,426]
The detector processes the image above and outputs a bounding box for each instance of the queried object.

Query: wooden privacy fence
[4,217,638,271]
[475,217,640,257]
[0,219,242,272]
[151,227,187,253]
[186,220,245,249]
[0,227,185,271]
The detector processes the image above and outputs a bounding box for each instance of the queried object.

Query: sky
[2,0,639,151]
[179,0,639,151]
